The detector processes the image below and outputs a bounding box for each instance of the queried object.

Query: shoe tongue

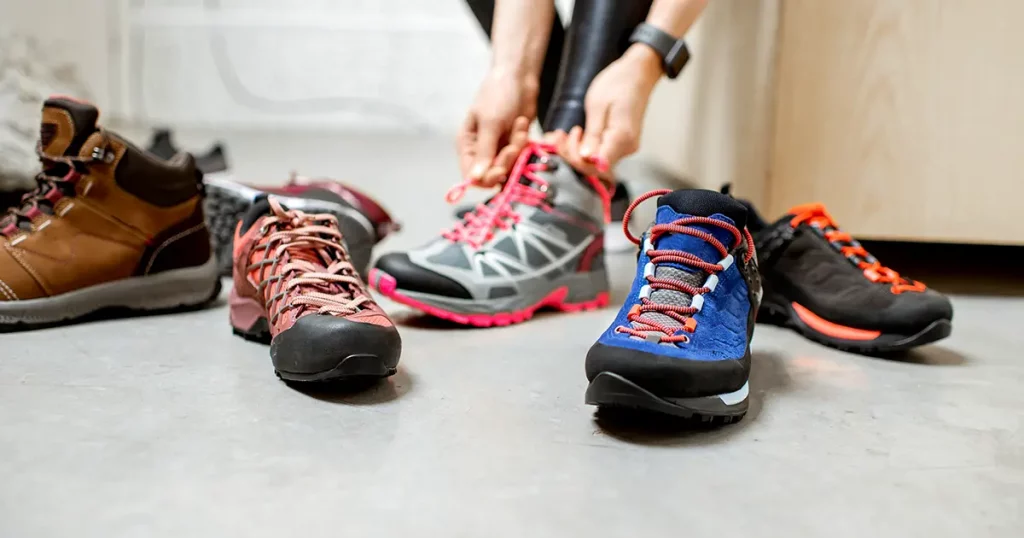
[238,195,276,234]
[652,189,747,269]
[40,96,100,158]
[657,189,748,229]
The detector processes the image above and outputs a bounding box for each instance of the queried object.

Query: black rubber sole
[204,181,375,279]
[275,355,398,383]
[585,372,748,424]
[758,299,952,354]
[230,317,397,383]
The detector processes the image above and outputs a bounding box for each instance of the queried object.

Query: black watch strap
[629,22,690,79]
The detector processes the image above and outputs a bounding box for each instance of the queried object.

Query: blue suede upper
[596,206,751,361]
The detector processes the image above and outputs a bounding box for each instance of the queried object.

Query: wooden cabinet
[768,0,1024,244]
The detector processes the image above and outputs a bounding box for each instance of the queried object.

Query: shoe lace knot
[615,189,756,344]
[249,198,368,325]
[790,204,925,294]
[442,141,611,249]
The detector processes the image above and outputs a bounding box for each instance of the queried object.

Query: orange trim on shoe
[788,203,927,295]
[791,302,881,341]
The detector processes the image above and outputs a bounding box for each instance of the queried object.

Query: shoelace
[616,189,756,344]
[443,141,611,249]
[790,204,925,294]
[0,142,107,238]
[248,198,369,325]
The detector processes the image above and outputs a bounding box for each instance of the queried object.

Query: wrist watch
[628,22,690,79]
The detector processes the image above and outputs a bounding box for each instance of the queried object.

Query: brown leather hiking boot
[0,97,220,330]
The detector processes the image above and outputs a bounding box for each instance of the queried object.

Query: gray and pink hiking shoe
[369,142,612,327]
[230,196,401,382]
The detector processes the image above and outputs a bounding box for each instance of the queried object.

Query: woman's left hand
[554,44,664,179]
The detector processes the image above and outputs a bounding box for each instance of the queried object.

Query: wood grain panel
[769,0,1024,244]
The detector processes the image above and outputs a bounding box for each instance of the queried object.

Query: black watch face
[667,40,690,78]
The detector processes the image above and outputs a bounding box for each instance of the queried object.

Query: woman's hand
[556,45,664,179]
[457,70,539,187]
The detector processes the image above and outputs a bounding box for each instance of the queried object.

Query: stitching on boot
[144,223,207,275]
[0,278,17,301]
[4,244,50,296]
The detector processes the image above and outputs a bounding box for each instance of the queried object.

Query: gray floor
[1,132,1022,537]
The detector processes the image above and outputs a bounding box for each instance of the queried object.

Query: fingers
[479,116,530,188]
[561,126,604,178]
[470,115,504,182]
[597,124,639,170]
[457,113,480,179]
[543,129,567,147]
[580,105,607,161]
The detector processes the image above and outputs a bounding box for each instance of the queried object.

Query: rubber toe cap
[271,314,401,379]
[374,252,472,299]
[585,342,749,399]
[880,289,954,334]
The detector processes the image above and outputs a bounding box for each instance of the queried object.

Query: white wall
[0,0,112,105]
[112,0,492,132]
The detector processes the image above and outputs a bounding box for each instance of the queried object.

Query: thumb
[471,122,501,181]
[580,106,608,160]
[597,124,639,171]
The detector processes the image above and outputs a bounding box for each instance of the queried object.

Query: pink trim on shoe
[369,268,609,328]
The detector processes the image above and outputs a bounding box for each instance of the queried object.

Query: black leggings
[465,0,653,133]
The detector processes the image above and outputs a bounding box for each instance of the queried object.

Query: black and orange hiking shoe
[745,202,952,353]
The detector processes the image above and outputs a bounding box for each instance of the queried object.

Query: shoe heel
[757,290,791,327]
[229,286,271,343]
[554,270,611,312]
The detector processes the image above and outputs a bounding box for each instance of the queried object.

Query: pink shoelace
[615,189,757,344]
[443,141,611,249]
[248,198,369,325]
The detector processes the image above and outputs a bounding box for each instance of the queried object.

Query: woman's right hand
[457,69,539,187]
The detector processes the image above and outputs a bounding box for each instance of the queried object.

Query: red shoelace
[247,198,369,325]
[789,203,925,294]
[443,141,611,249]
[616,189,756,344]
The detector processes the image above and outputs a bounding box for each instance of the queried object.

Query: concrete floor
[1,132,1022,537]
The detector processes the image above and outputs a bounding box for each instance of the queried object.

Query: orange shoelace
[789,203,926,294]
[248,198,369,325]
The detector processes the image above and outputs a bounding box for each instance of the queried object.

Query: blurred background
[1,0,1021,248]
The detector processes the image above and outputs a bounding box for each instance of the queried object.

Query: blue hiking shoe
[585,189,761,423]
